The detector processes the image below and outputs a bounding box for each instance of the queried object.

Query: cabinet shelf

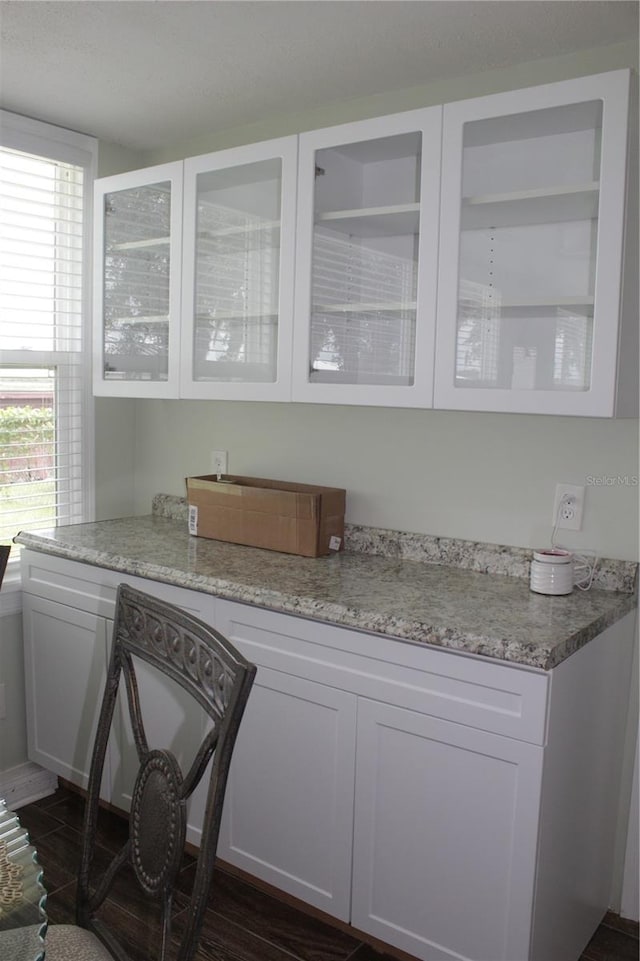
[310,369,413,386]
[104,371,163,381]
[315,301,417,314]
[108,315,169,326]
[503,296,594,310]
[109,236,171,251]
[460,296,594,312]
[198,220,280,240]
[317,203,420,237]
[196,311,278,323]
[461,182,599,230]
[193,362,277,383]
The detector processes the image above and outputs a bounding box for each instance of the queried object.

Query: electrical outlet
[553,483,585,531]
[210,450,228,477]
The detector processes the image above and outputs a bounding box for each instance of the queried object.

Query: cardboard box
[186,475,346,557]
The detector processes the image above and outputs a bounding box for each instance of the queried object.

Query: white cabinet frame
[180,136,298,401]
[434,70,633,416]
[292,108,442,408]
[93,161,184,398]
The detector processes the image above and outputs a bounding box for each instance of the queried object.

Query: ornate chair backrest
[77,583,256,961]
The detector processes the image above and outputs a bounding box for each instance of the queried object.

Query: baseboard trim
[0,761,58,809]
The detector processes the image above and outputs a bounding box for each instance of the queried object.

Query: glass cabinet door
[435,70,631,416]
[293,109,442,407]
[180,137,297,401]
[93,162,183,397]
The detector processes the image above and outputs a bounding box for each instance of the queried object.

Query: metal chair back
[0,545,10,588]
[77,583,256,961]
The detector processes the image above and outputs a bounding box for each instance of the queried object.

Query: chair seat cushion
[45,924,114,960]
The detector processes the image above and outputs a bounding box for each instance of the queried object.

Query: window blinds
[309,229,417,385]
[193,198,279,381]
[103,182,172,380]
[0,145,87,544]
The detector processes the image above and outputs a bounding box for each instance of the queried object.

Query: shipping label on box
[186,475,346,558]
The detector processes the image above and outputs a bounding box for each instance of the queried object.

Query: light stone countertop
[15,505,637,671]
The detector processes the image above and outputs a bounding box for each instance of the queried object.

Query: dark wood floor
[17,785,639,961]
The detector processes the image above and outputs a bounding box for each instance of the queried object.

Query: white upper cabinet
[292,108,442,407]
[180,137,298,400]
[93,162,183,397]
[434,70,637,416]
[93,72,635,414]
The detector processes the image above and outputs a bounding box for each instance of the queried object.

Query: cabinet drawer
[216,600,549,745]
[20,550,215,623]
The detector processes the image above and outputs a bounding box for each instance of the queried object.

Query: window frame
[0,110,97,612]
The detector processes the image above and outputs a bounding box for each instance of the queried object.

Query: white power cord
[550,493,599,591]
[572,551,599,591]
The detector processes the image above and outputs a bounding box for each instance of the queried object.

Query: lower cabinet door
[218,666,357,920]
[22,594,111,798]
[351,699,544,961]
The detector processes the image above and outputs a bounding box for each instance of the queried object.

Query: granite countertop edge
[14,514,638,672]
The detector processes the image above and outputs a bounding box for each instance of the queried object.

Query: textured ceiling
[0,1,638,152]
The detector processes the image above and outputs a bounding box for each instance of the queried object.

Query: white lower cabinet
[218,667,356,919]
[212,596,552,959]
[352,699,543,961]
[20,551,215,846]
[22,594,112,799]
[20,550,636,961]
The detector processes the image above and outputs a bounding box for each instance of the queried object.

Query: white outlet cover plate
[553,483,585,531]
[210,450,228,475]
